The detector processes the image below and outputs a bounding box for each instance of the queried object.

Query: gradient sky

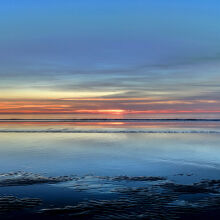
[1,0,220,117]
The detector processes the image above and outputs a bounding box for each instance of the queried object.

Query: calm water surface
[0,120,220,219]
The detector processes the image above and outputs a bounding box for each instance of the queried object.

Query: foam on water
[1,118,220,133]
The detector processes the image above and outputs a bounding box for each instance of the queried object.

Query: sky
[0,0,220,118]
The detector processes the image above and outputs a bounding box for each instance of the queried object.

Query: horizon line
[0,118,220,122]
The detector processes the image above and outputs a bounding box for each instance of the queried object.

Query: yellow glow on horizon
[0,93,220,115]
[75,109,126,115]
[0,89,123,99]
[61,97,156,101]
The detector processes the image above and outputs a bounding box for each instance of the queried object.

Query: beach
[0,120,220,219]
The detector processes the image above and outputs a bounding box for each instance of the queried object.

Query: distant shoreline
[0,118,220,122]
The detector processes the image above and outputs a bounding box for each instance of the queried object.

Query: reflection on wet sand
[1,120,220,219]
[1,172,220,219]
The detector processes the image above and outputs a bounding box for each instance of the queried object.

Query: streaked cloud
[0,0,220,117]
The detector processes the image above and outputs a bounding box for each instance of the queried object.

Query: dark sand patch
[0,172,74,187]
[102,175,166,182]
[2,173,220,219]
[0,196,41,214]
[38,177,220,219]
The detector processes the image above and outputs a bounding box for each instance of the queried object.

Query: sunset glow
[0,98,220,116]
[0,1,220,119]
[1,1,220,219]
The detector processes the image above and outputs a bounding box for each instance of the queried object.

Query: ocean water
[1,119,220,219]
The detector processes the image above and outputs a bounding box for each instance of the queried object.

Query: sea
[1,115,220,219]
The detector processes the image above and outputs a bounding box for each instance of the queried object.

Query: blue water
[0,119,220,219]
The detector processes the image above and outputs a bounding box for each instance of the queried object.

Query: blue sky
[0,0,220,116]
